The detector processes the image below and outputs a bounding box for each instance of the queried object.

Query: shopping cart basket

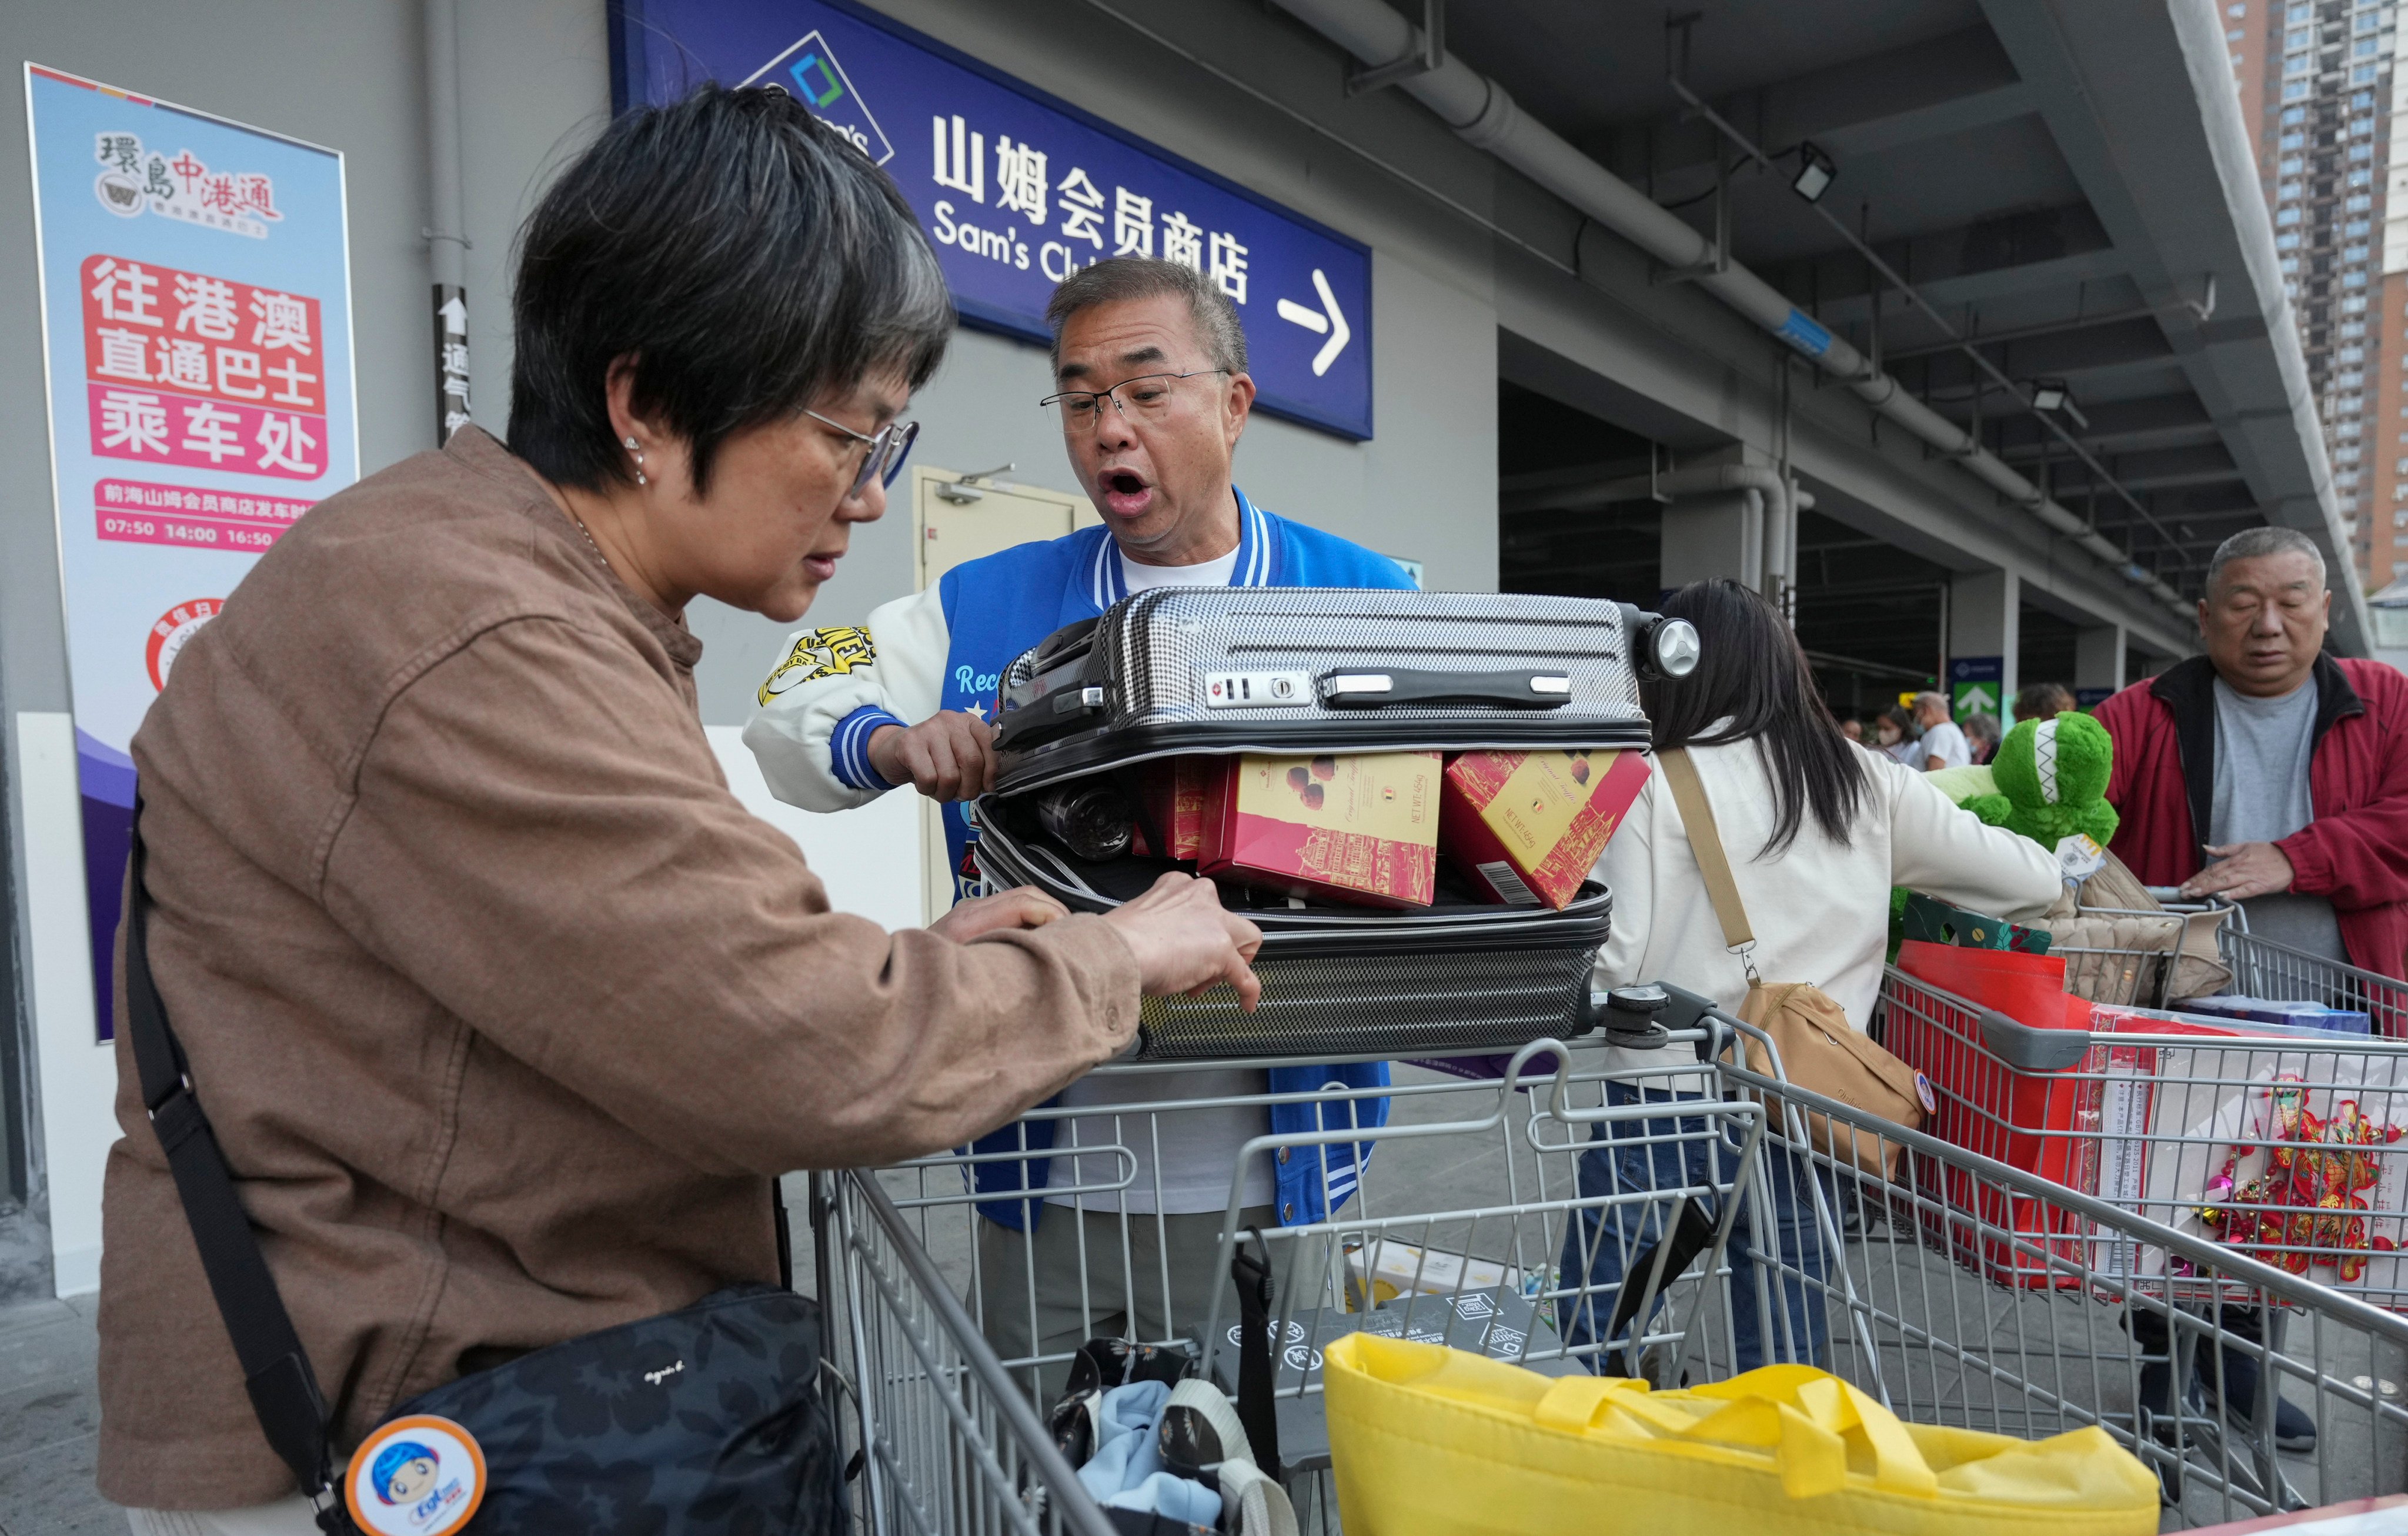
[817,992,2408,1531]
[2218,923,2408,1039]
[809,1166,1119,1535]
[1882,963,2408,1301]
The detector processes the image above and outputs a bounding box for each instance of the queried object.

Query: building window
[2347,270,2371,286]
[2288,24,2314,45]
[2348,219,2374,236]
[2342,344,2367,362]
[2229,2,2246,13]
[2283,131,2308,149]
[2351,170,2376,188]
[2349,193,2376,210]
[2354,62,2384,81]
[2349,243,2374,260]
[2282,155,2307,173]
[2279,232,2305,249]
[2356,37,2383,56]
[2353,141,2377,159]
[2283,103,2309,122]
[2282,180,2306,198]
[2338,444,2364,462]
[2280,205,2305,224]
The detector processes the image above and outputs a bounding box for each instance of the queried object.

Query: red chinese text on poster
[81,252,325,482]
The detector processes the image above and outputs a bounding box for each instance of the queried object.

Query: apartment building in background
[2230,0,2404,589]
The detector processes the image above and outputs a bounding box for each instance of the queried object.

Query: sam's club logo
[746,31,893,166]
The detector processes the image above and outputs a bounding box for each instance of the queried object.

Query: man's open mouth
[1100,468,1155,517]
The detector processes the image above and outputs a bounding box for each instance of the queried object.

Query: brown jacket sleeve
[318,614,1140,1173]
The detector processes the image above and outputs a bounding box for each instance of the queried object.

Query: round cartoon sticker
[344,1415,485,1536]
[1914,1071,1938,1116]
[145,598,222,692]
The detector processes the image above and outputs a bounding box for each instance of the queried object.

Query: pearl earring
[624,436,647,486]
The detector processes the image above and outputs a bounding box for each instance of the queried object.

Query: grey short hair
[2205,526,2326,596]
[1045,256,1248,375]
[1912,690,1949,714]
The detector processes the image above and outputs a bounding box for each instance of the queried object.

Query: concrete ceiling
[1439,0,2364,647]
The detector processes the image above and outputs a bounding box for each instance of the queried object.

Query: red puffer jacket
[2094,653,2408,980]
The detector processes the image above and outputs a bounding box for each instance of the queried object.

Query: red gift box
[1438,748,1650,909]
[1201,751,1440,909]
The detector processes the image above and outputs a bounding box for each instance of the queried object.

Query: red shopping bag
[1896,940,2090,1032]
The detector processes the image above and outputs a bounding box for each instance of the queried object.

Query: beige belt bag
[1658,749,1928,1178]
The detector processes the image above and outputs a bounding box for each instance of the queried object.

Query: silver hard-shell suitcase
[974,589,1698,1061]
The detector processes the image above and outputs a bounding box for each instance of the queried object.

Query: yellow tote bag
[1323,1334,2157,1536]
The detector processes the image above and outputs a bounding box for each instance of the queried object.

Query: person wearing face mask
[744,255,1411,1388]
[97,90,1263,1530]
[1873,703,1919,765]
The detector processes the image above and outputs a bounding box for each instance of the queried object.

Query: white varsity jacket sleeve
[741,583,951,812]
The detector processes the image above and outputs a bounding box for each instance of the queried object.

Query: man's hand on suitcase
[1104,872,1264,1012]
[868,713,998,801]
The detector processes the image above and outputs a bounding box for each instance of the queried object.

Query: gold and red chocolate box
[1200,751,1440,909]
[1438,749,1650,909]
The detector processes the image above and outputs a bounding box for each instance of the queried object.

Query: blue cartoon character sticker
[345,1415,485,1536]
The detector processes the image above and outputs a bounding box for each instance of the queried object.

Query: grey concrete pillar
[1946,569,2019,723]
[1659,489,1763,594]
[2075,622,2127,700]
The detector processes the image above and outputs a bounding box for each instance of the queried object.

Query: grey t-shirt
[2209,676,2346,960]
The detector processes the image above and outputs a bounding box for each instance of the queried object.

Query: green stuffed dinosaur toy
[1961,710,2119,850]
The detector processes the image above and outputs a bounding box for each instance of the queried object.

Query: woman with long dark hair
[1559,580,2055,1370]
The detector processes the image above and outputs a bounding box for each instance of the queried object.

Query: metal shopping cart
[2215,920,2408,1039]
[811,994,2408,1532]
[1882,961,2408,1300]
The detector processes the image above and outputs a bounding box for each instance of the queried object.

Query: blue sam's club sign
[612,0,1374,440]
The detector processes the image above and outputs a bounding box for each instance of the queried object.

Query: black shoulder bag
[125,810,844,1534]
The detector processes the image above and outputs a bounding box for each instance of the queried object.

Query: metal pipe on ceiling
[1264,0,2192,624]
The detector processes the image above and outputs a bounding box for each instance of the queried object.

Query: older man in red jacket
[2095,526,2408,980]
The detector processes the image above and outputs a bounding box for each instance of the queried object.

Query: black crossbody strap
[124,809,340,1511]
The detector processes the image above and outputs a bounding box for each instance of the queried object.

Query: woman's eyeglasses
[804,409,919,497]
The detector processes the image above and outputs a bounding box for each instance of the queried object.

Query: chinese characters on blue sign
[613,0,1373,440]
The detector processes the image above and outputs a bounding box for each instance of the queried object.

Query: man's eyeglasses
[804,408,919,497]
[1038,369,1230,433]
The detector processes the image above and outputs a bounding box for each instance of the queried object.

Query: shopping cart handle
[1976,1008,2090,1072]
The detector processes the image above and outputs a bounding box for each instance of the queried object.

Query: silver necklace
[570,516,608,566]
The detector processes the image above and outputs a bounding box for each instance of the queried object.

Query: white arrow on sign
[1275,268,1351,377]
[437,295,468,336]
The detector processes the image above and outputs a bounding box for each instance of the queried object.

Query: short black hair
[1646,579,1870,856]
[508,85,953,493]
[1044,256,1247,376]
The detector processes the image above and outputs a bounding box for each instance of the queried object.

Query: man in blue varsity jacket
[745,256,1407,1373]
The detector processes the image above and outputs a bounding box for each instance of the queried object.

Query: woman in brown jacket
[99,86,1260,1531]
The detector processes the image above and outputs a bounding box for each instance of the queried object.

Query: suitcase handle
[994,686,1106,752]
[1317,667,1572,709]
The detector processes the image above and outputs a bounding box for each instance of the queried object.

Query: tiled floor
[0,1292,118,1536]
